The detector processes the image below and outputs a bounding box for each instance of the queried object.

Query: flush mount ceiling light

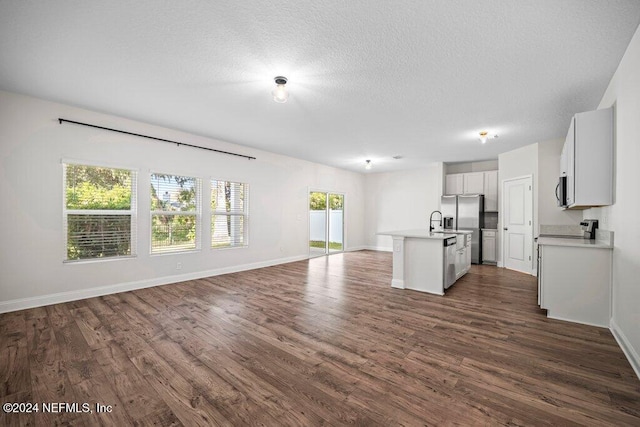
[479,131,498,144]
[272,76,289,103]
[365,159,372,170]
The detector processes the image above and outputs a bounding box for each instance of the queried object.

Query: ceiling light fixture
[365,159,372,170]
[479,131,498,144]
[272,76,289,103]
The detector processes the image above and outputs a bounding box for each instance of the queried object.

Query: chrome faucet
[429,210,442,232]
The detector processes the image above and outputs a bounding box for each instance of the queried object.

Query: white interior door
[502,176,533,274]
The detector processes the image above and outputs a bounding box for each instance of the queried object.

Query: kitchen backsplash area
[484,212,498,229]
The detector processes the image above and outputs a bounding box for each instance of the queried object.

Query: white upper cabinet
[445,173,464,195]
[445,170,498,212]
[463,172,484,194]
[563,107,613,209]
[560,141,568,177]
[483,170,498,211]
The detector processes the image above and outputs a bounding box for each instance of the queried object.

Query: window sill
[150,248,201,257]
[63,255,137,265]
[210,245,249,251]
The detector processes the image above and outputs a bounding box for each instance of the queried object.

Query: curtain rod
[58,118,256,160]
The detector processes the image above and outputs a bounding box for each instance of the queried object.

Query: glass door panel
[309,191,344,256]
[309,192,328,257]
[328,193,344,253]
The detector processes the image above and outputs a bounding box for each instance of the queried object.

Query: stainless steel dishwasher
[443,236,457,289]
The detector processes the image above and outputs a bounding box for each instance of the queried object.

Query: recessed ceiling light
[392,155,403,160]
[272,76,289,103]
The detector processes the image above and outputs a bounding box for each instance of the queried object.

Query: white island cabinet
[377,229,472,295]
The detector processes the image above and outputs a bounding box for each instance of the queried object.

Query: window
[150,173,201,253]
[63,163,137,261]
[211,180,248,248]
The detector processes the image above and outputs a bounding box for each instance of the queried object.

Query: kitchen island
[377,229,472,295]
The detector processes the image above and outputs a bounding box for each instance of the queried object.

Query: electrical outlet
[176,262,182,270]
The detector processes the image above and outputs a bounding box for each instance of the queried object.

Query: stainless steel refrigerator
[440,195,484,264]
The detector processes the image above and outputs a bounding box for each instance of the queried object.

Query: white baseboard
[345,246,369,252]
[359,245,392,252]
[391,279,405,289]
[0,254,308,314]
[610,318,640,381]
[547,314,608,329]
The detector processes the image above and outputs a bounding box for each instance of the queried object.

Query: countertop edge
[377,229,459,239]
[537,236,613,249]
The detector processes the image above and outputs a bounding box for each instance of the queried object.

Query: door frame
[307,188,346,258]
[500,174,534,275]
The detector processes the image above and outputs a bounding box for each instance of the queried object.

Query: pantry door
[502,176,533,274]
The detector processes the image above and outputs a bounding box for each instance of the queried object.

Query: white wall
[537,138,583,226]
[0,90,366,311]
[445,159,499,174]
[583,23,640,376]
[363,164,443,250]
[498,143,538,270]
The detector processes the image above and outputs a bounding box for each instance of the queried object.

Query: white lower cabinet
[454,236,471,280]
[455,247,465,279]
[482,230,497,263]
[538,244,611,327]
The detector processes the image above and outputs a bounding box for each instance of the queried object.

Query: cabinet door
[560,143,568,177]
[465,243,471,272]
[445,174,463,195]
[482,236,496,262]
[565,118,575,206]
[538,245,544,307]
[573,107,613,207]
[483,170,498,211]
[455,249,465,279]
[463,172,484,194]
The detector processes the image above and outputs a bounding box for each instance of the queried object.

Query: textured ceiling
[1,1,639,172]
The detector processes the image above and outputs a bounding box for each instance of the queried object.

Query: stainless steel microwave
[556,176,567,207]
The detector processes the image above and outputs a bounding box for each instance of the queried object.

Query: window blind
[211,180,248,248]
[63,163,137,261]
[150,173,201,253]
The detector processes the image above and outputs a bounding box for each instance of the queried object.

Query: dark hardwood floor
[1,250,639,426]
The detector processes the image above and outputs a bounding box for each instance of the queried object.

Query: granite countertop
[437,229,473,234]
[377,229,458,240]
[537,234,613,249]
[536,237,612,249]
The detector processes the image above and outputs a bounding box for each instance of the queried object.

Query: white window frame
[62,160,138,263]
[150,172,202,254]
[211,179,249,249]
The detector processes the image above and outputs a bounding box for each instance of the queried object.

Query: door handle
[503,227,508,231]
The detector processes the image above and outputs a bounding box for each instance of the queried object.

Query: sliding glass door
[309,191,344,257]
